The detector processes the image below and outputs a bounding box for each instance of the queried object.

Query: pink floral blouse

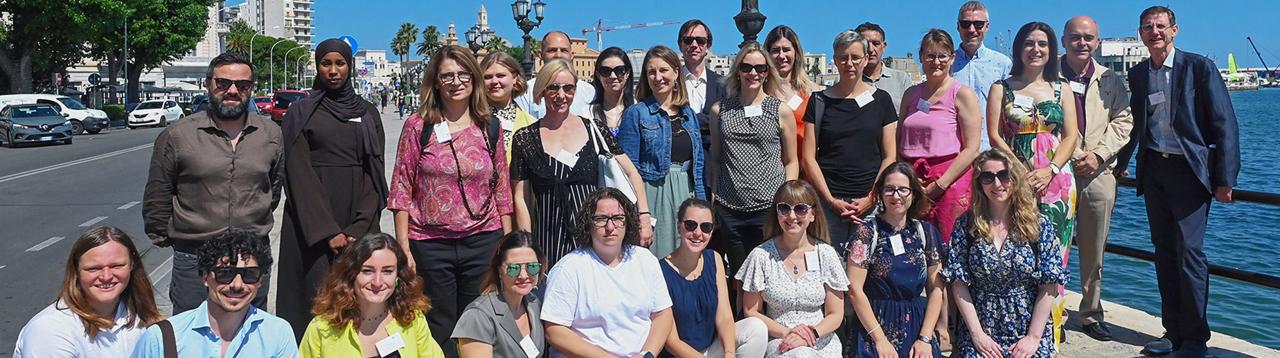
[388,114,513,240]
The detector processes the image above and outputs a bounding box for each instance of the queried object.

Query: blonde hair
[764,180,830,244]
[418,45,491,126]
[966,149,1040,244]
[480,51,528,99]
[724,43,784,97]
[532,59,577,106]
[764,25,816,94]
[635,45,689,107]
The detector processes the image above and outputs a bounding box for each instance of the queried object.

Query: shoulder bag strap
[158,319,177,358]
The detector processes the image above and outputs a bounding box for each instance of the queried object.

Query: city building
[445,22,460,46]
[885,54,922,83]
[706,53,731,77]
[627,48,646,79]
[241,0,315,47]
[1097,37,1149,78]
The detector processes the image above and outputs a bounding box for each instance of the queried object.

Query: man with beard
[142,52,284,314]
[131,230,297,357]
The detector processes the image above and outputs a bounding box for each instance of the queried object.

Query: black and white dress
[713,96,786,212]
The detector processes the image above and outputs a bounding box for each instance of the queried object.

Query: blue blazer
[696,71,727,155]
[1116,49,1240,195]
[616,98,707,199]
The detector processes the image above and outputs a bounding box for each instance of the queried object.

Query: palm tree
[416,25,442,59]
[391,22,417,94]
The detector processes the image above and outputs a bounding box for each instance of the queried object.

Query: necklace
[360,311,387,323]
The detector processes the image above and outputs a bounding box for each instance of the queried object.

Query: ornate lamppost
[511,0,546,78]
[465,25,494,55]
[733,0,767,48]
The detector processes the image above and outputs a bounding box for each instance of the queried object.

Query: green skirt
[644,163,693,258]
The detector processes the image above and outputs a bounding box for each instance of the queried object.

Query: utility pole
[123,16,129,104]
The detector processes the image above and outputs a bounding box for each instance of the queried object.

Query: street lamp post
[465,25,495,55]
[283,46,306,90]
[267,39,290,93]
[511,0,546,78]
[733,0,767,48]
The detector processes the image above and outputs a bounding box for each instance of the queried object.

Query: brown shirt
[143,111,284,244]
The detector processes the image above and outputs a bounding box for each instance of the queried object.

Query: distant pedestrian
[513,31,595,118]
[141,52,283,314]
[952,1,1013,150]
[381,90,389,109]
[277,38,389,340]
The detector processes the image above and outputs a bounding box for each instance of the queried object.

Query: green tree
[120,0,217,103]
[391,22,417,95]
[415,25,442,59]
[0,0,129,93]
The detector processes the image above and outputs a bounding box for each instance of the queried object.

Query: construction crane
[1246,36,1277,76]
[582,19,682,51]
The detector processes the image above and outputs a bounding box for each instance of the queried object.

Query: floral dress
[999,80,1077,347]
[941,213,1066,357]
[736,240,849,357]
[844,217,944,358]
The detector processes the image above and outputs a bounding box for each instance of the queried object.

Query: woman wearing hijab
[277,38,390,339]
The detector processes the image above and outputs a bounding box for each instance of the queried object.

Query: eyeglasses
[209,267,263,284]
[775,202,813,217]
[738,63,769,74]
[504,262,543,278]
[978,169,1012,185]
[544,83,577,94]
[591,214,627,228]
[922,53,952,63]
[681,36,709,46]
[438,71,473,84]
[597,65,629,78]
[211,78,256,92]
[882,186,913,198]
[681,220,715,234]
[1139,23,1171,33]
[959,20,988,30]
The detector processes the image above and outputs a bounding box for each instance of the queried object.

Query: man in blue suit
[1116,6,1240,358]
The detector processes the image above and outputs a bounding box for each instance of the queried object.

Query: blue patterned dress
[941,213,1065,357]
[845,217,944,358]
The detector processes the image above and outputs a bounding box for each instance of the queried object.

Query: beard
[209,92,250,119]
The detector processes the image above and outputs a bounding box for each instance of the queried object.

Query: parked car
[0,94,109,135]
[268,90,308,124]
[127,99,183,129]
[253,96,274,114]
[0,104,75,146]
[184,95,208,116]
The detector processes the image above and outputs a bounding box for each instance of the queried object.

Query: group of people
[13,2,1239,358]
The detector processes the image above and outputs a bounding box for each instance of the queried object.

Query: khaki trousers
[1075,172,1117,324]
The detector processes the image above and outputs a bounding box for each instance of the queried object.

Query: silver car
[0,104,74,146]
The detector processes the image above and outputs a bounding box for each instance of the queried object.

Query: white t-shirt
[14,300,148,358]
[541,246,673,357]
[515,78,596,119]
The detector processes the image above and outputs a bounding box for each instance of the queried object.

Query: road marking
[79,216,109,227]
[26,236,65,252]
[117,201,141,210]
[0,143,154,184]
[149,256,173,283]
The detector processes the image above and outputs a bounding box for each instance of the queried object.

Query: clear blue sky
[239,0,1280,69]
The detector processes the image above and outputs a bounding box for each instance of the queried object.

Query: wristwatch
[642,352,656,358]
[918,335,936,344]
[1048,162,1062,175]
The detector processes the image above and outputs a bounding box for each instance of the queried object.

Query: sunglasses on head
[210,267,263,284]
[597,65,629,78]
[978,169,1012,185]
[504,262,542,278]
[775,202,813,216]
[544,83,576,94]
[681,36,709,46]
[738,63,769,74]
[211,78,256,92]
[681,220,715,234]
[960,20,988,30]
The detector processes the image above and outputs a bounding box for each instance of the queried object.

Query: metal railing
[1095,177,1280,290]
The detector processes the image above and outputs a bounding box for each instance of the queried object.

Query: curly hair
[871,162,934,219]
[479,231,546,294]
[197,228,273,275]
[571,188,641,256]
[967,149,1040,244]
[59,226,162,339]
[763,180,830,244]
[311,233,431,329]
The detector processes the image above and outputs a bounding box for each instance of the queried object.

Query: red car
[268,90,308,124]
[253,96,273,113]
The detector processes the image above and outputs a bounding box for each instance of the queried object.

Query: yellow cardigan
[299,312,445,358]
[503,107,538,164]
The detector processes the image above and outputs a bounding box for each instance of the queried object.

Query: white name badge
[1070,81,1086,95]
[787,94,804,111]
[520,335,541,358]
[889,234,906,256]
[375,333,406,357]
[916,99,932,113]
[501,118,515,131]
[1148,91,1167,106]
[804,250,820,272]
[554,149,578,167]
[854,91,876,107]
[1013,94,1035,109]
[345,117,363,123]
[743,105,764,118]
[433,121,453,143]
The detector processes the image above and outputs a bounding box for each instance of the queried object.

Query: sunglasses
[738,63,769,74]
[211,78,256,92]
[960,20,988,30]
[882,186,912,198]
[597,65,629,78]
[978,169,1012,185]
[682,220,715,234]
[544,83,577,94]
[591,214,627,228]
[775,202,813,217]
[209,267,263,284]
[681,36,709,46]
[504,262,542,278]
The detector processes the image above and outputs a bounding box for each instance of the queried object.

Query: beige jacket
[1063,58,1134,176]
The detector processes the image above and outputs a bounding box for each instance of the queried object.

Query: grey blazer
[451,292,545,357]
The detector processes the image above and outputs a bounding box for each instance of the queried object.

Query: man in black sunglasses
[142,52,284,315]
[952,1,1011,151]
[677,19,726,197]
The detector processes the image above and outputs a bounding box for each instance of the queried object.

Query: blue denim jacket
[616,98,707,199]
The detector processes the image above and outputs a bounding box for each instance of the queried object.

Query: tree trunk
[0,45,34,94]
[17,52,33,93]
[126,62,142,104]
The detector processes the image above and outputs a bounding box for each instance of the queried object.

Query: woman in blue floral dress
[943,150,1066,358]
[846,162,945,358]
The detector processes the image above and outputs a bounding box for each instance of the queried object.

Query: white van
[0,94,110,135]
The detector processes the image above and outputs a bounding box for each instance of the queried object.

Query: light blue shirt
[952,44,1012,150]
[1146,47,1182,155]
[130,302,298,358]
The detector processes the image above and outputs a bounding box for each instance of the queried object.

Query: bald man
[1059,16,1133,342]
[514,30,596,119]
